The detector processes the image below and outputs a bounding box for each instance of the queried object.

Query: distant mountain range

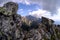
[26,15,60,25]
[26,15,41,23]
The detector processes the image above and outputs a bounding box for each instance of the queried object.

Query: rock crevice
[0,2,60,40]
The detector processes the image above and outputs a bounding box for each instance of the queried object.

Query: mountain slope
[26,15,41,23]
[0,2,60,40]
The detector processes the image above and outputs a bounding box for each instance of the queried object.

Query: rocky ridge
[0,2,60,40]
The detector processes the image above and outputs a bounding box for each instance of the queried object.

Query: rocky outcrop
[0,2,18,16]
[0,2,60,40]
[0,2,22,40]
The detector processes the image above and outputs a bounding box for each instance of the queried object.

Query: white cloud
[0,0,60,14]
[12,0,30,5]
[50,8,60,21]
[29,9,51,18]
[0,0,30,7]
[0,0,11,6]
[29,8,60,22]
[28,0,60,14]
[24,0,30,5]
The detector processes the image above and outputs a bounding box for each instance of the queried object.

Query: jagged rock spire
[4,2,18,15]
[0,2,18,16]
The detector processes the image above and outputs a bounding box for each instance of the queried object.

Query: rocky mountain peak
[0,2,18,16]
[41,17,54,25]
[0,2,60,40]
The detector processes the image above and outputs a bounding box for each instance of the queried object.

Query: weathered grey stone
[41,17,54,25]
[0,2,22,40]
[0,2,60,40]
[3,2,18,16]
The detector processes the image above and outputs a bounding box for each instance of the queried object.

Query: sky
[0,0,60,24]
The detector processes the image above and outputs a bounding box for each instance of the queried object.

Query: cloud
[29,8,60,21]
[0,0,12,6]
[28,0,60,14]
[0,0,30,7]
[29,9,51,18]
[50,8,60,21]
[12,0,30,5]
[0,0,60,14]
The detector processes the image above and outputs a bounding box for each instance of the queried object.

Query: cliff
[0,2,60,40]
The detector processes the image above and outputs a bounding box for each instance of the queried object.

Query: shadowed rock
[0,2,60,40]
[0,2,22,40]
[0,2,18,16]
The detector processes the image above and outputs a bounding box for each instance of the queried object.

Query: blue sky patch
[17,3,40,16]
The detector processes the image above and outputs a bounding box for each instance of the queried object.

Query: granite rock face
[0,2,18,16]
[0,2,22,40]
[0,2,60,40]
